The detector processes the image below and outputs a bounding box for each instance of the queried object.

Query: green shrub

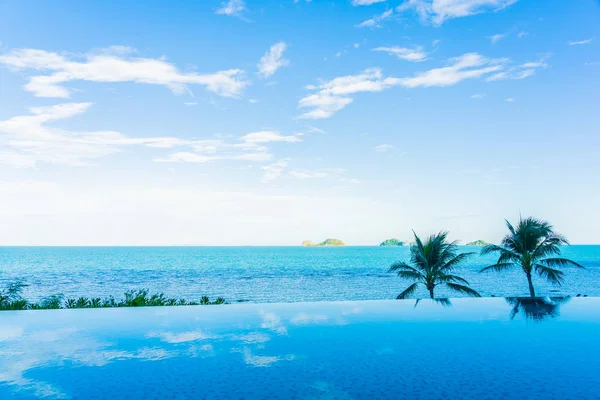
[1,280,227,311]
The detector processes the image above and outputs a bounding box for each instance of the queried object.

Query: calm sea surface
[1,246,599,302]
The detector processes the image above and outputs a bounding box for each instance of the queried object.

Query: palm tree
[480,217,583,297]
[388,231,481,299]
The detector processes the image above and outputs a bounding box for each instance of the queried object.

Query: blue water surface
[1,246,599,302]
[1,298,599,399]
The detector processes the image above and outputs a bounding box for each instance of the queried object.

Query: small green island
[466,240,489,246]
[380,238,409,247]
[302,239,345,247]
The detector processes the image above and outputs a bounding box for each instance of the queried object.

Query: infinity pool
[1,298,599,399]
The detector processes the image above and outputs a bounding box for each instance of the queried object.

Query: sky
[0,0,599,246]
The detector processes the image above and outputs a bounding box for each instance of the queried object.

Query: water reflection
[505,296,571,322]
[1,298,599,399]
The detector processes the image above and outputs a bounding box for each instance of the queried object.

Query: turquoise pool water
[1,246,599,302]
[1,298,599,399]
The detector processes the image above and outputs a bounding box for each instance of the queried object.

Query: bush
[0,280,227,311]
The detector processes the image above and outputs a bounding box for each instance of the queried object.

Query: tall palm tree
[480,217,583,297]
[388,231,481,299]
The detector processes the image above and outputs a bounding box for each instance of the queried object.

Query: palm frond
[439,252,474,271]
[541,257,584,269]
[505,219,516,236]
[396,271,424,281]
[531,234,568,260]
[396,282,420,300]
[0,279,28,303]
[388,261,420,273]
[479,262,516,273]
[437,273,470,285]
[445,283,481,297]
[480,244,520,259]
[534,264,564,285]
[410,232,429,271]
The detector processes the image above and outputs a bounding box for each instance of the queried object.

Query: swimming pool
[1,297,599,399]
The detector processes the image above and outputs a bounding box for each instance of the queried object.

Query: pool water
[1,298,599,399]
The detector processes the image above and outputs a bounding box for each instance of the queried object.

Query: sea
[1,246,599,303]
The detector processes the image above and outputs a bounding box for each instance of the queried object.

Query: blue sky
[0,0,599,245]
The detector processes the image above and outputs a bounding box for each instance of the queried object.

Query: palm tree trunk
[526,273,536,297]
[429,288,434,299]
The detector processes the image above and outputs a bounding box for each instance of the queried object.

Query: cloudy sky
[1,0,599,245]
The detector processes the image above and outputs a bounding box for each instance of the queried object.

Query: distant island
[302,239,345,247]
[466,240,489,246]
[380,238,410,247]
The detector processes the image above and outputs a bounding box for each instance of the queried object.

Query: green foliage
[380,238,406,247]
[0,280,227,311]
[480,216,583,297]
[388,231,481,300]
[303,238,345,247]
[466,240,489,246]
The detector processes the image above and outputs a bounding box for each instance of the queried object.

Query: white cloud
[258,42,289,78]
[397,0,519,25]
[299,53,519,119]
[568,38,594,46]
[240,130,301,144]
[154,152,214,164]
[355,9,394,28]
[517,31,528,38]
[505,97,514,102]
[290,312,328,324]
[0,47,248,98]
[298,92,354,119]
[470,93,485,99]
[374,144,393,152]
[261,159,290,183]
[289,170,329,179]
[239,348,295,367]
[489,32,509,43]
[432,39,441,46]
[259,311,288,334]
[232,332,271,344]
[352,0,386,5]
[0,103,297,168]
[216,0,246,17]
[372,46,428,62]
[288,168,345,179]
[0,103,146,167]
[400,53,505,88]
[184,102,198,106]
[248,98,259,103]
[304,125,325,134]
[146,331,216,343]
[486,55,548,81]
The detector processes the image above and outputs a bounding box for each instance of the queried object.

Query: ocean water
[1,298,600,399]
[1,246,599,303]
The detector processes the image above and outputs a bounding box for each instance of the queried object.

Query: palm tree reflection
[413,298,452,308]
[505,296,571,322]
